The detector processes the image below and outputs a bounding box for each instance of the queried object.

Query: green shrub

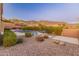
[3,30,17,47]
[21,25,63,35]
[45,26,63,35]
[53,26,63,35]
[17,38,23,44]
[21,26,42,31]
[25,32,32,37]
[45,26,54,34]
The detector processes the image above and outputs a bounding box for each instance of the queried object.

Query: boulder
[36,35,44,41]
[53,40,60,44]
[59,41,65,46]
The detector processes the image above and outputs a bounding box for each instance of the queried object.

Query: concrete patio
[52,36,79,45]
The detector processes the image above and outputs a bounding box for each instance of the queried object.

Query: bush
[17,38,23,44]
[25,32,32,37]
[3,30,17,47]
[21,25,63,35]
[21,26,42,31]
[53,26,63,35]
[45,26,54,34]
[21,26,33,30]
[45,26,63,35]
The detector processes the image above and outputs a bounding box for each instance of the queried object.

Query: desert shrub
[45,26,54,34]
[25,32,32,37]
[21,26,31,30]
[45,26,63,35]
[21,26,42,31]
[32,26,41,31]
[17,38,23,44]
[21,25,63,35]
[53,26,63,35]
[3,29,17,47]
[38,24,47,31]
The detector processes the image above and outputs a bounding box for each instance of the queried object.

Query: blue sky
[3,3,79,23]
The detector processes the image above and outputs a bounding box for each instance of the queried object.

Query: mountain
[2,19,79,29]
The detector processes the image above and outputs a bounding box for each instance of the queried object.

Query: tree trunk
[0,3,3,45]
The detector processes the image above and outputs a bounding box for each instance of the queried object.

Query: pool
[11,29,43,36]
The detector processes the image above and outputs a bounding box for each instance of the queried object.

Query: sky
[3,3,79,23]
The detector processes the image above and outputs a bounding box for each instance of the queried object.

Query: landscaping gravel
[0,37,79,56]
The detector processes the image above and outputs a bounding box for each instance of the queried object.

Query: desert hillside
[2,19,79,29]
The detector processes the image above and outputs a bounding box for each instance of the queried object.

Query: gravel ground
[0,36,79,56]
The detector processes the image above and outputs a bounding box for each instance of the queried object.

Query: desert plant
[21,26,42,31]
[25,32,32,37]
[53,26,63,35]
[16,38,23,44]
[45,26,54,34]
[45,26,63,35]
[21,26,30,30]
[3,29,17,47]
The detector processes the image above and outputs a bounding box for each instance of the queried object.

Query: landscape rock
[59,41,65,46]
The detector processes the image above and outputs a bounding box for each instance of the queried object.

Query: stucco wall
[62,29,79,38]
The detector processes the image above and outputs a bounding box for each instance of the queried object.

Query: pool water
[11,29,43,36]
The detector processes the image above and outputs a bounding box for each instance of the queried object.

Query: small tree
[25,32,32,37]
